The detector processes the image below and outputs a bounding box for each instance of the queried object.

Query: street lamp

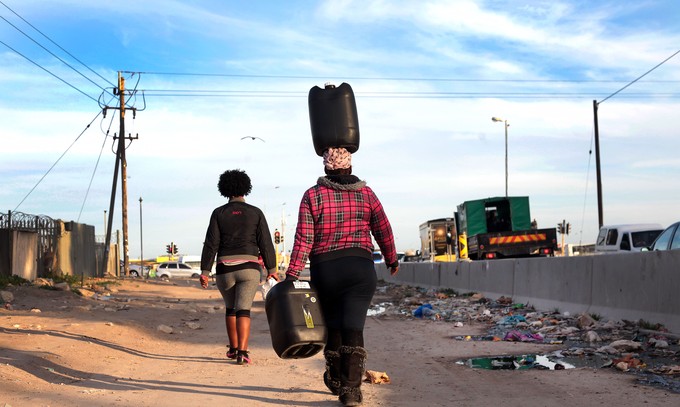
[281,202,287,253]
[139,197,144,275]
[491,117,509,197]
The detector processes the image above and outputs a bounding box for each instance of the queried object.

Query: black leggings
[310,256,377,334]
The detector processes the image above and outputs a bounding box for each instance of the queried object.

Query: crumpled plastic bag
[259,277,278,300]
[497,315,527,326]
[503,330,544,342]
[413,303,435,318]
[364,370,391,384]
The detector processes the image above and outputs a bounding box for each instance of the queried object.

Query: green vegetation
[0,275,30,290]
[638,319,665,331]
[589,313,602,321]
[46,272,81,286]
[91,279,120,289]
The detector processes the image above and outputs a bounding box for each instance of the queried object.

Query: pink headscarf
[323,147,352,171]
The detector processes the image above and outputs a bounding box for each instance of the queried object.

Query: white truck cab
[595,224,664,253]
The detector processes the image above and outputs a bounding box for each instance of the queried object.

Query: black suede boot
[324,328,342,395]
[323,349,342,395]
[338,345,367,406]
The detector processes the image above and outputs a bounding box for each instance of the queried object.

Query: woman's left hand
[266,273,280,282]
[199,275,210,288]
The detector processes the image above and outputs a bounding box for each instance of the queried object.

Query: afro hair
[217,169,252,198]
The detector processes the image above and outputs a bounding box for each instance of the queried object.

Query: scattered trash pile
[369,283,680,393]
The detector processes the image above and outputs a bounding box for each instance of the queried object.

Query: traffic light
[557,222,564,234]
[166,244,172,254]
[274,230,281,244]
[172,244,178,254]
[566,223,571,235]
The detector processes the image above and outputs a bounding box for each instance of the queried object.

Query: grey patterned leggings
[215,267,260,313]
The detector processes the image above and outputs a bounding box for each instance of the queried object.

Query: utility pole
[560,219,566,256]
[281,203,286,265]
[119,73,130,277]
[593,100,603,229]
[139,196,144,272]
[102,72,134,277]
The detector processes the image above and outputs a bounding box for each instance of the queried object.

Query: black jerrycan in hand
[265,279,327,359]
[308,82,360,157]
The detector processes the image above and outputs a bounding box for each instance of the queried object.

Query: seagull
[241,136,266,142]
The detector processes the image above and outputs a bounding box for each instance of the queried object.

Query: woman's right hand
[266,273,280,282]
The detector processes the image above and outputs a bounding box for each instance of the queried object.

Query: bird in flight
[241,136,266,142]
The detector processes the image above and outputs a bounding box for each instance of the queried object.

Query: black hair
[217,169,252,197]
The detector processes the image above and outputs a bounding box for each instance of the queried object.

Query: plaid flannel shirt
[286,177,397,278]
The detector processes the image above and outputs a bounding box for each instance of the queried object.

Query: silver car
[156,262,201,279]
[647,222,680,251]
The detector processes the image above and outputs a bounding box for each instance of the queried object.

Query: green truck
[457,196,558,260]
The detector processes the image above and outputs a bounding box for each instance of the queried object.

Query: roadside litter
[369,283,680,393]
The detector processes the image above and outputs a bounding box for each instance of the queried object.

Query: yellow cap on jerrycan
[265,280,327,359]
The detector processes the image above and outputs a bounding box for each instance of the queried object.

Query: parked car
[646,221,680,251]
[372,251,384,264]
[156,262,201,279]
[119,262,150,277]
[128,264,151,277]
[594,224,663,253]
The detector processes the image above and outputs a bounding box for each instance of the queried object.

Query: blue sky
[2,0,680,258]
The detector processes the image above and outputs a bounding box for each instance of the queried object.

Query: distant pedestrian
[286,147,399,406]
[199,169,278,365]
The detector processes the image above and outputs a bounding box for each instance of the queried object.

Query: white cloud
[2,0,680,257]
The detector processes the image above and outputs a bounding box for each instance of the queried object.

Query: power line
[599,48,680,104]
[0,15,112,99]
[0,0,115,88]
[13,108,104,212]
[77,96,117,222]
[136,90,680,99]
[129,70,680,84]
[0,39,99,103]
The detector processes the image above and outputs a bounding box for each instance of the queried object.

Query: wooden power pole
[119,74,130,276]
[102,72,131,276]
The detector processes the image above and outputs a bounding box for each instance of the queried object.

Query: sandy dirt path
[1,278,679,406]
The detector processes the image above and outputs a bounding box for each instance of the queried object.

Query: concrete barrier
[380,250,680,333]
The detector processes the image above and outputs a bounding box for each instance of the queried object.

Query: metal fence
[1,210,58,276]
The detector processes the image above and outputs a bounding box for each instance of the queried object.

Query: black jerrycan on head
[308,82,360,157]
[265,279,327,359]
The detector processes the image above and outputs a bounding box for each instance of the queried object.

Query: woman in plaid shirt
[286,147,399,406]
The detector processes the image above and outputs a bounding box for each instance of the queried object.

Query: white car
[128,264,151,278]
[156,262,201,279]
[595,224,663,253]
[120,262,151,277]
